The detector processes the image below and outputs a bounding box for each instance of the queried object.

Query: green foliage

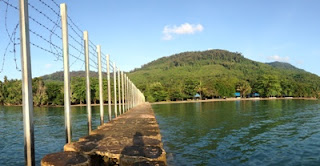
[71,77,86,104]
[0,75,114,106]
[236,80,252,97]
[183,78,198,98]
[215,79,235,97]
[46,81,64,105]
[146,82,168,102]
[1,49,319,105]
[32,78,48,106]
[4,79,22,105]
[128,49,320,101]
[253,75,282,97]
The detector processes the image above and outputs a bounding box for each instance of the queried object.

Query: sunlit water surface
[152,100,320,166]
[0,105,115,166]
[1,100,320,165]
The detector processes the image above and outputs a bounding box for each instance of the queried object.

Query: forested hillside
[0,49,319,105]
[128,49,320,102]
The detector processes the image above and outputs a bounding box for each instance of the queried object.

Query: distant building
[235,92,241,98]
[248,93,260,98]
[194,93,201,100]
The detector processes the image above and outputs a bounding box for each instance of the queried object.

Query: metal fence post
[60,3,72,144]
[124,76,126,111]
[83,31,91,134]
[97,45,104,125]
[19,0,35,165]
[132,83,135,107]
[126,76,130,110]
[130,81,132,108]
[107,55,112,121]
[129,79,132,109]
[121,72,124,113]
[132,82,135,107]
[125,75,128,111]
[117,68,121,114]
[127,79,130,110]
[113,62,117,117]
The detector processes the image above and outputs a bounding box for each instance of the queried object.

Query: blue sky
[0,0,320,79]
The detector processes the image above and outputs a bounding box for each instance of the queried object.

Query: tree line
[0,76,119,106]
[2,50,319,105]
[141,74,320,102]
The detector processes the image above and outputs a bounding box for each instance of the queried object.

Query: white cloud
[45,64,52,69]
[267,55,290,62]
[162,23,204,40]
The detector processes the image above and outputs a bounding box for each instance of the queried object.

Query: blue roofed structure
[235,92,241,97]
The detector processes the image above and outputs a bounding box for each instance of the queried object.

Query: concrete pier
[41,103,166,166]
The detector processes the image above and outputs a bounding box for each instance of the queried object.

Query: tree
[90,78,98,104]
[183,78,198,98]
[4,79,22,105]
[236,80,252,97]
[147,82,168,102]
[266,75,282,97]
[168,85,184,101]
[71,77,86,104]
[196,79,208,99]
[254,75,282,97]
[33,78,48,106]
[0,81,5,105]
[280,80,294,97]
[214,79,235,97]
[46,81,64,105]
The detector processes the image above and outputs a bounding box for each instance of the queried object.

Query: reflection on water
[0,105,115,166]
[153,100,320,165]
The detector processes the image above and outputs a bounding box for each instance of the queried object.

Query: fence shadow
[119,132,166,166]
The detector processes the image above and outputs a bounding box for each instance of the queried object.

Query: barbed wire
[68,34,82,46]
[49,15,62,61]
[3,0,21,72]
[30,41,62,59]
[49,0,59,8]
[28,16,62,40]
[1,42,10,73]
[12,24,20,71]
[28,2,61,29]
[69,45,84,68]
[0,0,122,75]
[1,0,18,10]
[29,29,63,60]
[38,0,60,17]
[5,2,15,43]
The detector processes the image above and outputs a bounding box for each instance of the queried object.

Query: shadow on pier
[41,103,167,166]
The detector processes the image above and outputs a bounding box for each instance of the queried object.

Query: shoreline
[150,97,318,105]
[2,97,318,108]
[1,103,117,108]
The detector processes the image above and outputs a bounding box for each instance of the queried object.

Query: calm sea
[1,100,320,165]
[153,100,320,165]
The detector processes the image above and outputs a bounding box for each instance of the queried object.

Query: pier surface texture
[41,103,166,166]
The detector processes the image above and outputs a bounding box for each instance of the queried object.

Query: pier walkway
[41,103,166,166]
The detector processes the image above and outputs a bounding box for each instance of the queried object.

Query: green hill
[127,49,320,101]
[266,61,301,71]
[41,71,107,82]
